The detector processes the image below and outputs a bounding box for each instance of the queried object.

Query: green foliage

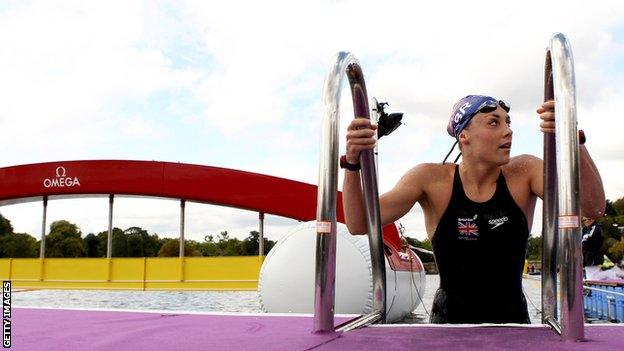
[597,198,624,263]
[603,237,618,254]
[112,228,128,257]
[598,216,622,241]
[0,213,276,258]
[157,239,202,257]
[46,236,85,257]
[241,230,275,255]
[83,233,100,257]
[201,235,219,256]
[158,238,177,256]
[214,231,243,256]
[0,213,14,236]
[0,233,38,258]
[406,237,432,251]
[612,198,624,216]
[605,200,618,217]
[405,237,434,263]
[608,239,624,263]
[45,220,86,257]
[526,235,542,260]
[123,227,159,257]
[95,231,108,257]
[49,220,82,239]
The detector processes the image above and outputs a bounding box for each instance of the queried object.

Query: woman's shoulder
[404,162,455,179]
[399,163,455,191]
[503,154,543,179]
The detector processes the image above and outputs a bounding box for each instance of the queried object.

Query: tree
[158,238,178,256]
[46,236,85,257]
[95,228,123,257]
[612,198,624,216]
[608,239,624,263]
[146,234,161,257]
[242,230,276,256]
[200,235,218,256]
[157,239,201,257]
[598,216,622,241]
[96,231,108,257]
[124,227,160,257]
[526,235,542,260]
[126,227,146,257]
[112,229,128,257]
[214,231,244,256]
[605,200,618,217]
[0,213,14,236]
[0,233,38,258]
[83,233,100,257]
[49,220,81,239]
[45,220,85,257]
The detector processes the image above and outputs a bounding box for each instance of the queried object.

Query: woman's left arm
[537,101,606,218]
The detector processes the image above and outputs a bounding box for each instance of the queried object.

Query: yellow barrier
[0,256,263,291]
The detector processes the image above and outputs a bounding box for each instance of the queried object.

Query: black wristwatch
[340,155,361,171]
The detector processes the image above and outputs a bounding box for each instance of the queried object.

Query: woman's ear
[458,130,469,146]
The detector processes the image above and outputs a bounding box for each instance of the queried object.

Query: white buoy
[258,221,426,322]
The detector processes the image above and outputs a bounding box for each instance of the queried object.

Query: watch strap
[340,155,361,171]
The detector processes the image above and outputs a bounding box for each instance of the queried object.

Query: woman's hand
[537,100,555,133]
[345,118,377,164]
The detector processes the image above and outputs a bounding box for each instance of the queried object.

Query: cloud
[1,0,623,242]
[0,1,201,166]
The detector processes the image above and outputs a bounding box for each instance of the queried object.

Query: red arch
[0,160,401,250]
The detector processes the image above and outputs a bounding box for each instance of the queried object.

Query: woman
[341,95,605,323]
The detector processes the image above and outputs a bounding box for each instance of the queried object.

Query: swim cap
[446,95,510,139]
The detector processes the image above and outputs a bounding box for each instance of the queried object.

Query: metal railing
[541,33,585,341]
[314,52,387,332]
[584,286,624,298]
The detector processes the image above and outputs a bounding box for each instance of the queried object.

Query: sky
[0,0,623,243]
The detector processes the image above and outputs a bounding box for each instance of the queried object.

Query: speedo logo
[488,216,508,230]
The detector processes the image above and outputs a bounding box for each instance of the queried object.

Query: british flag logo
[457,217,479,240]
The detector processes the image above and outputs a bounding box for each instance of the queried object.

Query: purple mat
[11,308,346,351]
[10,308,624,351]
[325,325,624,351]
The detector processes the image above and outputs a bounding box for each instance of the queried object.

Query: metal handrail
[541,33,584,341]
[583,286,624,298]
[314,52,387,332]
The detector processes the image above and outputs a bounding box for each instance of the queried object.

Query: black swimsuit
[430,165,530,324]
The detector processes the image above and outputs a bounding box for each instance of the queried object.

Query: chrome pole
[107,194,114,258]
[179,199,186,257]
[314,52,386,332]
[371,97,380,178]
[543,33,584,341]
[541,42,558,327]
[259,212,265,256]
[39,196,48,259]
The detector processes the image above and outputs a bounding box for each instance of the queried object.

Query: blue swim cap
[446,95,510,139]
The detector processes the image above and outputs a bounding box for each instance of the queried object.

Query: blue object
[446,95,510,138]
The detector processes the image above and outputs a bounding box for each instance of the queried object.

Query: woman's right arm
[342,118,425,234]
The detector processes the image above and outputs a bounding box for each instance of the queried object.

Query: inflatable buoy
[258,221,426,322]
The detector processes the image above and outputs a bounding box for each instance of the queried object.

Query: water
[13,289,260,313]
[13,275,543,324]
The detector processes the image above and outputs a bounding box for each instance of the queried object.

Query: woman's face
[459,106,513,166]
